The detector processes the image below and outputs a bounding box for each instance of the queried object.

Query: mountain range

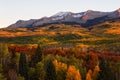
[8,8,120,28]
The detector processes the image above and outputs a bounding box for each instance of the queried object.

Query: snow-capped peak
[51,12,71,21]
[52,12,71,17]
[8,8,120,28]
[72,12,87,18]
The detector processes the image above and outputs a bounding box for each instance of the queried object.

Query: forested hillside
[0,43,120,80]
[1,19,120,53]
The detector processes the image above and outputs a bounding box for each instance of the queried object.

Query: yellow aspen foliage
[66,65,82,80]
[92,65,100,80]
[53,59,67,80]
[86,69,92,80]
[53,59,67,72]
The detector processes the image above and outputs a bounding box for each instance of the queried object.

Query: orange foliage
[43,48,120,71]
[92,65,100,80]
[66,65,82,80]
[86,69,92,80]
[53,59,67,72]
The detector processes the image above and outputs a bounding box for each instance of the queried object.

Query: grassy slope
[0,21,120,52]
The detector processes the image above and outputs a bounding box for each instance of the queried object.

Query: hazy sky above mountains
[0,0,120,28]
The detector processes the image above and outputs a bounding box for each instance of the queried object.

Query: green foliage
[53,34,82,42]
[44,58,56,80]
[19,52,28,80]
[34,45,42,64]
[36,62,45,80]
[28,67,35,79]
[30,45,42,67]
[98,57,115,80]
[55,55,69,64]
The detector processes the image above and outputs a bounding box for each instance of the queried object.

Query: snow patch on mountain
[51,12,71,20]
[52,16,64,20]
[73,14,82,18]
[52,12,71,17]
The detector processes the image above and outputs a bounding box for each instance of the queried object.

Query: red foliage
[8,46,120,70]
[43,48,120,70]
[8,46,36,53]
[43,48,67,57]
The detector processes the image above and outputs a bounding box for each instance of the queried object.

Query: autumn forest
[0,43,120,80]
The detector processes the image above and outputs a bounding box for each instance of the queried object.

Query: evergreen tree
[98,57,115,80]
[19,52,28,80]
[30,45,42,67]
[34,45,42,63]
[44,59,56,80]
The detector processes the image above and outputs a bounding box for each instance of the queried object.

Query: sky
[0,0,120,28]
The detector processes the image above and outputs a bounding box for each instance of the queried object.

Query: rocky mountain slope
[8,8,120,28]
